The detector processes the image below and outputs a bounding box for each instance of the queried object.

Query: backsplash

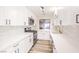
[24,26,36,30]
[0,26,25,35]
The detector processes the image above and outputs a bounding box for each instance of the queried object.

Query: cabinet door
[0,7,30,26]
[0,7,16,25]
[0,7,6,25]
[17,35,33,53]
[17,36,30,53]
[2,45,17,53]
[1,35,33,53]
[5,7,20,25]
[3,7,26,26]
[29,35,33,45]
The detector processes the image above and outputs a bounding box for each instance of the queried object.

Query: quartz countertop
[0,32,33,51]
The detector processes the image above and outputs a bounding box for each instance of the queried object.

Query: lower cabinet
[3,34,33,53]
[17,35,33,53]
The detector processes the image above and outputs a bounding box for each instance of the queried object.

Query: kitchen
[0,6,79,53]
[0,6,53,53]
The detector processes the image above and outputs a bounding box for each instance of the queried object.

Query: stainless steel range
[24,28,37,45]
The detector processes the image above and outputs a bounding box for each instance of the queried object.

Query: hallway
[29,40,53,53]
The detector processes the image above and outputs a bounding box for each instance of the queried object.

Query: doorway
[39,19,50,31]
[38,19,50,40]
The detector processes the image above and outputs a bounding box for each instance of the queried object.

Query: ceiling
[26,6,54,19]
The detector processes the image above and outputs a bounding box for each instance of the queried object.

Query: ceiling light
[40,6,45,16]
[50,7,64,15]
[50,7,64,12]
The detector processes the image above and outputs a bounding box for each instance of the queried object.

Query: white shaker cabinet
[3,34,33,53]
[0,7,27,26]
[0,7,36,26]
[4,7,26,26]
[0,7,6,25]
[17,35,33,53]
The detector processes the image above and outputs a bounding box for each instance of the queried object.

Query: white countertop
[50,33,79,53]
[0,32,33,51]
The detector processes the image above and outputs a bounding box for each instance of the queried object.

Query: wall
[52,6,79,52]
[58,25,79,52]
[52,7,79,33]
[55,6,79,25]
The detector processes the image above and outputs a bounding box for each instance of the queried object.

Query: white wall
[55,25,79,53]
[56,6,79,25]
[52,7,79,32]
[52,7,79,52]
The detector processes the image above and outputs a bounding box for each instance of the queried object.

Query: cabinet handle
[9,20,11,24]
[6,19,7,24]
[6,19,11,24]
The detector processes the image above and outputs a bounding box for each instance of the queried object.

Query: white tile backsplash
[0,26,25,36]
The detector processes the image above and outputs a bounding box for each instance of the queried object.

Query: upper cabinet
[0,7,6,25]
[0,7,26,26]
[4,7,26,26]
[0,7,37,26]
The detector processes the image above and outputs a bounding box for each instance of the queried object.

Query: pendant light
[40,6,45,16]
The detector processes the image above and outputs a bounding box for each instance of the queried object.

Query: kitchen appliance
[24,28,37,45]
